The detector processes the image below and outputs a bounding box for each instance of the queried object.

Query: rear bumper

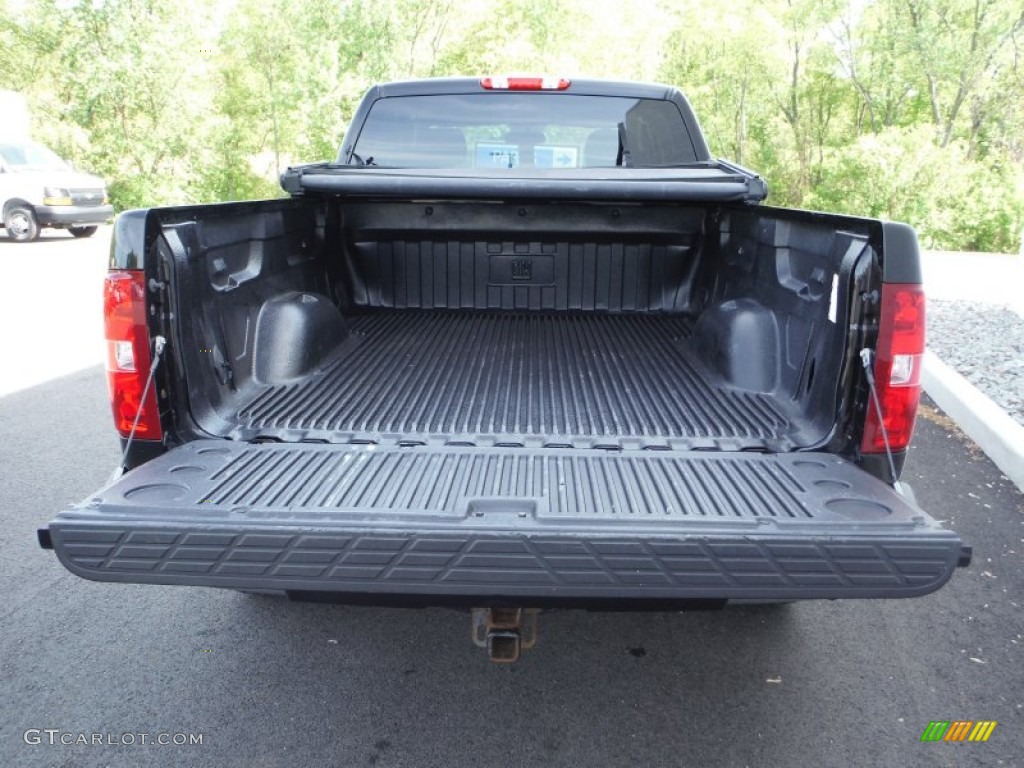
[34,205,113,227]
[41,442,970,603]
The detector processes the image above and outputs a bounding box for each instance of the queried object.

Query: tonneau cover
[280,163,769,202]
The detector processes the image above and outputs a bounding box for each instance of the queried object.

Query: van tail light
[861,284,925,454]
[104,270,162,440]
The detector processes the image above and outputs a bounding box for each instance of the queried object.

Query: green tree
[1,0,1020,250]
[2,0,214,209]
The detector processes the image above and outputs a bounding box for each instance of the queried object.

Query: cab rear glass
[348,93,699,169]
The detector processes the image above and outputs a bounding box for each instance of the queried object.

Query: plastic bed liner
[45,441,967,601]
[231,311,798,449]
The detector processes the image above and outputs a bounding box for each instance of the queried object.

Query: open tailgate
[41,442,969,602]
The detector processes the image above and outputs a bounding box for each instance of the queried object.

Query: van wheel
[69,226,97,238]
[4,205,40,242]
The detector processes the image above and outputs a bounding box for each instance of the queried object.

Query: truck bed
[158,199,863,453]
[234,311,791,448]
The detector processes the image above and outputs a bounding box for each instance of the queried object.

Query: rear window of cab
[348,93,699,169]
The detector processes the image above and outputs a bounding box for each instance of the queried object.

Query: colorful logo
[920,721,997,742]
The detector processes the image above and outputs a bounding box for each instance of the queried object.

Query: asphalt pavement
[1,382,1022,768]
[0,234,1022,768]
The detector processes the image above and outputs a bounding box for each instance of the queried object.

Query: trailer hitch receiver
[471,607,538,663]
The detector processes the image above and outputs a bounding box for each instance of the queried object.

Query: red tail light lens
[104,270,162,440]
[480,76,571,91]
[861,283,925,453]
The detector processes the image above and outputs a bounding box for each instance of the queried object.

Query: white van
[0,140,114,242]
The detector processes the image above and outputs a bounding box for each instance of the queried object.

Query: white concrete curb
[922,350,1024,491]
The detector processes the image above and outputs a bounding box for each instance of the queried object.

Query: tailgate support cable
[859,348,901,493]
[121,335,166,470]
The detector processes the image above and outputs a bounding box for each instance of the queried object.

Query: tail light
[104,270,162,440]
[861,283,925,453]
[480,76,570,91]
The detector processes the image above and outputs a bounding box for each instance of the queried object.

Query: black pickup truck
[40,77,969,660]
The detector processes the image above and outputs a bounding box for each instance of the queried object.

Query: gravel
[927,299,1024,426]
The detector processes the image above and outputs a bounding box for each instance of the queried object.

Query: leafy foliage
[1,0,1021,251]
